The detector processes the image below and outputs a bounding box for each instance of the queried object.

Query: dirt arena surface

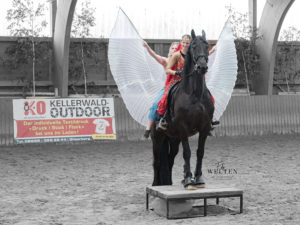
[0,134,299,225]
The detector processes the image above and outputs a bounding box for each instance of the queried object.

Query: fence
[1,95,299,145]
[215,95,300,136]
[0,37,299,96]
[0,98,14,145]
[115,95,300,139]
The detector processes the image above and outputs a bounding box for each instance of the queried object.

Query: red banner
[16,118,113,138]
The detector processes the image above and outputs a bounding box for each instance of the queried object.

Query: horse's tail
[158,137,171,185]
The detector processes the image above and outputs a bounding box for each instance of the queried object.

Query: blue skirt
[148,88,165,121]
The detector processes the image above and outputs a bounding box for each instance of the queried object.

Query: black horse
[151,30,214,189]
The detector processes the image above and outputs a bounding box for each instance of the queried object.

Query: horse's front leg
[182,138,195,190]
[194,134,207,188]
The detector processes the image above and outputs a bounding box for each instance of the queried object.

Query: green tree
[71,0,96,95]
[6,0,48,96]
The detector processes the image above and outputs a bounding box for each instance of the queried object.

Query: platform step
[146,185,243,219]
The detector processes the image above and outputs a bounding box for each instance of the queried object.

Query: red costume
[157,43,215,116]
[157,52,184,116]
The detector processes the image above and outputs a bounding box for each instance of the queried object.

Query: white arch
[254,0,295,95]
[53,0,77,97]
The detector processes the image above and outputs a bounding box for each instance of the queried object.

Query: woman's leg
[146,120,154,131]
[144,89,165,138]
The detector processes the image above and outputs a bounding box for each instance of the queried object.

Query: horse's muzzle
[195,63,208,73]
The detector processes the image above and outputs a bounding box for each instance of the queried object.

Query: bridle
[193,54,208,71]
[183,38,209,77]
[184,53,208,78]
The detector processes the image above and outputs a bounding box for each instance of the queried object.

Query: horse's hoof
[194,176,205,188]
[195,183,206,188]
[182,177,195,190]
[185,185,197,190]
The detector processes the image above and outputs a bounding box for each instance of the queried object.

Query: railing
[0,95,299,145]
[215,95,300,136]
[0,98,14,145]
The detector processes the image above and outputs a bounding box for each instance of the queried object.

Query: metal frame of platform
[146,186,243,219]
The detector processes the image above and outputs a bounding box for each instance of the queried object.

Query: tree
[277,26,300,92]
[280,26,300,41]
[71,0,96,95]
[6,0,48,96]
[226,5,260,93]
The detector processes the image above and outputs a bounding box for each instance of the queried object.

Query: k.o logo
[24,101,46,116]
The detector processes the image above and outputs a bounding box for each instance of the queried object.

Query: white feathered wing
[206,19,238,120]
[108,8,165,127]
[108,9,237,126]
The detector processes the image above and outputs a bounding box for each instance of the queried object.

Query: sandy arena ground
[0,134,299,225]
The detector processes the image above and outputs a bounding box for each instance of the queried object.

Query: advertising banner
[13,98,116,143]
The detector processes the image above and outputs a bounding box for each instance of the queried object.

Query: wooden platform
[146,185,243,219]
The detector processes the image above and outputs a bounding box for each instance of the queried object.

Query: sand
[0,134,299,225]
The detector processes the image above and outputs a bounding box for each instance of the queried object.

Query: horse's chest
[187,104,205,117]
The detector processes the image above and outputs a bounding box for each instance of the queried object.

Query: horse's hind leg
[182,138,196,190]
[168,138,180,185]
[194,134,207,188]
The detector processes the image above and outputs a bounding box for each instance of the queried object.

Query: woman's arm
[165,52,180,75]
[143,41,168,67]
[209,45,216,55]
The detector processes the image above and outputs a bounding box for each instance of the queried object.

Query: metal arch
[254,0,295,95]
[53,0,78,97]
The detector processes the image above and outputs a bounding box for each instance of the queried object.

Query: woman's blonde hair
[168,42,179,57]
[182,34,191,40]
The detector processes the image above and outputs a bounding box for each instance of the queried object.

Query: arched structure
[254,0,295,95]
[53,0,77,97]
[50,0,295,97]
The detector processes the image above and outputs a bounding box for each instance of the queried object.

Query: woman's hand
[143,40,167,67]
[143,40,149,48]
[209,45,216,55]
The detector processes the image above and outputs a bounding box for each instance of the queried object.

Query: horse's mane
[183,47,193,74]
[180,36,208,98]
[182,36,209,78]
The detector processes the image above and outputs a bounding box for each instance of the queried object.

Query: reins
[183,60,207,79]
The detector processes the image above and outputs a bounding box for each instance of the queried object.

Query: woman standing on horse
[143,41,179,138]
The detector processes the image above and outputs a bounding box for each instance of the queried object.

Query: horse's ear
[202,30,206,40]
[191,29,196,39]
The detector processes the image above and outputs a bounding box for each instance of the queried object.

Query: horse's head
[190,29,209,73]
